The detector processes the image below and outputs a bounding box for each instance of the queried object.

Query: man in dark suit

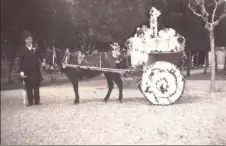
[19,31,43,106]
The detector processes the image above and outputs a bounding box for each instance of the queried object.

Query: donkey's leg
[103,73,114,102]
[112,73,123,103]
[68,75,80,104]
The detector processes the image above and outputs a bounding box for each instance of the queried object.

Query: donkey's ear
[110,44,115,50]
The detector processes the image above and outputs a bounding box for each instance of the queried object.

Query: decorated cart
[62,7,186,106]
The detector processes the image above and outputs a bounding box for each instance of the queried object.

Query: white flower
[110,42,121,59]
[125,7,186,68]
[158,28,176,39]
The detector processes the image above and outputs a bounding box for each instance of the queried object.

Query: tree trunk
[8,58,14,84]
[204,51,209,74]
[186,51,191,77]
[50,71,53,85]
[192,53,195,68]
[196,52,199,67]
[224,50,226,71]
[215,52,218,72]
[209,30,216,93]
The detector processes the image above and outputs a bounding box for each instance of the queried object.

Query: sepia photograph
[1,0,226,145]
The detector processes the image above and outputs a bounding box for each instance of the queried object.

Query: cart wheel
[141,61,185,105]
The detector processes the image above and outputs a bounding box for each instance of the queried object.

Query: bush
[1,59,9,78]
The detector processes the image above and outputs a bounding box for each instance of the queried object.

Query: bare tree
[188,0,226,93]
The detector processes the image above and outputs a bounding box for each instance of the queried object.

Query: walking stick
[21,75,27,105]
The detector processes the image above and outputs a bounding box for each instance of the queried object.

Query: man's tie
[31,49,35,54]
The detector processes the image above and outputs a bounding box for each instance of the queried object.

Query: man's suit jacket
[19,44,43,82]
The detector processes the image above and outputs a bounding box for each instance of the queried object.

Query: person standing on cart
[18,31,43,106]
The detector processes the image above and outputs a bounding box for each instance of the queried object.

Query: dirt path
[1,80,226,145]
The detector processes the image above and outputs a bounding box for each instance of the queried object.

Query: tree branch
[188,0,209,23]
[200,0,209,19]
[213,0,226,26]
[213,13,226,26]
[212,0,219,23]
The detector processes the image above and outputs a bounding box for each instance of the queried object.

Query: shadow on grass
[68,94,201,106]
[174,95,201,105]
[76,97,149,105]
[68,95,201,106]
[185,71,226,80]
[34,97,149,106]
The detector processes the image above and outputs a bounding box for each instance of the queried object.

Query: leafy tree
[62,0,153,45]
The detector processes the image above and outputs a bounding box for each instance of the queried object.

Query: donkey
[42,43,124,104]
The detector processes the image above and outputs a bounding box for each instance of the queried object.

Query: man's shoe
[35,102,41,105]
[26,103,33,107]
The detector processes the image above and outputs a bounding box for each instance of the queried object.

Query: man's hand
[20,72,25,77]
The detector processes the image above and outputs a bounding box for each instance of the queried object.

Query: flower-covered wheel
[141,61,185,105]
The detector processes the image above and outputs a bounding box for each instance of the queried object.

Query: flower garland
[125,7,186,68]
[110,42,123,63]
